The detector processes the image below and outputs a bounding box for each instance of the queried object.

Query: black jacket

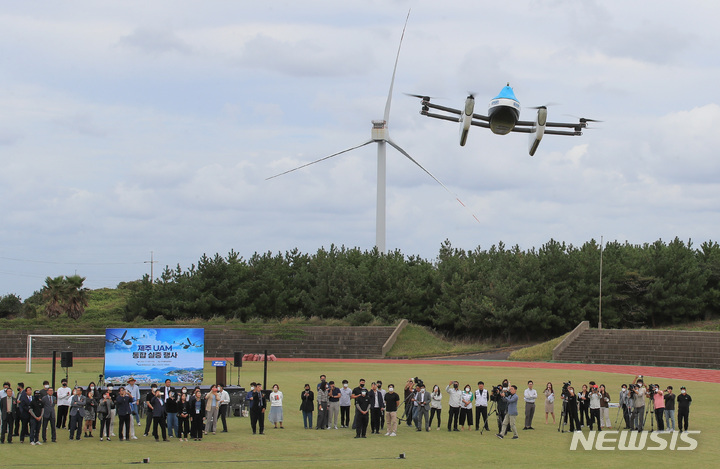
[300,389,315,412]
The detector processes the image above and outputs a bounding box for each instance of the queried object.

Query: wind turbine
[267,11,475,253]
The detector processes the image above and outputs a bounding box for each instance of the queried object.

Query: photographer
[663,386,675,432]
[619,384,632,429]
[631,376,646,431]
[565,386,581,433]
[588,384,601,431]
[495,385,508,434]
[496,385,519,439]
[445,381,461,432]
[650,384,665,432]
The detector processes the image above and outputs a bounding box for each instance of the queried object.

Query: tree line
[114,237,719,340]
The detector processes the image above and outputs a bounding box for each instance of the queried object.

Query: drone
[106,330,141,346]
[173,338,203,349]
[409,83,599,156]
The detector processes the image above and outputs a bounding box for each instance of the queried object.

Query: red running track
[277,358,720,384]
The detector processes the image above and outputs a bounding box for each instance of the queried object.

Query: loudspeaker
[234,351,243,367]
[61,351,73,368]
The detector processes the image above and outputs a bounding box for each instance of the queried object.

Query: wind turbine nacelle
[459,96,475,146]
[372,120,388,141]
[528,107,547,156]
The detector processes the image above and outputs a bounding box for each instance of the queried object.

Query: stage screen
[104,328,204,385]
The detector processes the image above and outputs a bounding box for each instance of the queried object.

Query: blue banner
[104,328,204,385]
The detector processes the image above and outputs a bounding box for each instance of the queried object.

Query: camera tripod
[557,399,568,433]
[397,391,416,424]
[643,400,656,432]
[479,400,496,435]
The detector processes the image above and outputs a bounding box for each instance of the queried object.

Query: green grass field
[1,358,717,467]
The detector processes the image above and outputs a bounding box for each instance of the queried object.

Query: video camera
[646,384,660,397]
[490,384,504,402]
[561,381,571,397]
[413,377,424,388]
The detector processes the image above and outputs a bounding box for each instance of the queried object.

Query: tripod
[480,400,496,435]
[557,399,568,433]
[644,400,655,432]
[397,392,415,424]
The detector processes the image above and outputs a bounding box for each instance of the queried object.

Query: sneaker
[132,436,138,440]
[107,438,111,441]
[385,432,390,436]
[100,437,104,441]
[512,436,518,439]
[30,442,36,446]
[390,432,396,436]
[334,426,338,430]
[575,430,582,433]
[496,433,504,439]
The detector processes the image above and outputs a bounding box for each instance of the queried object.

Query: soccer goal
[25,334,105,373]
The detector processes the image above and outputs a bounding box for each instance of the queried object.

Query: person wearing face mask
[618,384,631,429]
[415,384,431,432]
[97,390,114,441]
[217,384,230,433]
[39,381,51,398]
[105,384,117,437]
[459,384,473,431]
[445,380,461,432]
[125,377,141,428]
[85,382,98,432]
[143,384,158,436]
[204,385,220,435]
[403,379,415,427]
[40,386,56,443]
[429,385,442,431]
[368,382,385,434]
[316,382,329,430]
[350,379,366,430]
[300,384,315,429]
[18,385,32,443]
[114,387,134,441]
[496,385,519,439]
[68,387,86,441]
[376,381,386,430]
[1,387,17,443]
[14,382,25,438]
[383,384,400,436]
[475,382,489,431]
[676,386,692,432]
[523,380,537,430]
[339,380,351,428]
[631,376,646,431]
[328,381,341,430]
[354,387,370,438]
[663,386,676,432]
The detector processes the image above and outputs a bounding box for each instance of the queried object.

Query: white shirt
[126,384,140,402]
[524,388,538,403]
[56,386,72,406]
[475,388,488,406]
[270,390,283,407]
[446,385,462,408]
[218,390,230,405]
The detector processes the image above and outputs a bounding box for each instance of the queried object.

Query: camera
[561,381,571,397]
[413,377,424,388]
[490,385,504,402]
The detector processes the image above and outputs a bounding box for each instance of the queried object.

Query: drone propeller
[404,93,442,101]
[564,114,603,123]
[528,102,560,110]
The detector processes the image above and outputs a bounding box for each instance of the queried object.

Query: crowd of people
[0,377,232,444]
[0,373,695,445]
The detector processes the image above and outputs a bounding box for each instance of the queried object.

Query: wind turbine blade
[387,139,482,225]
[383,9,411,124]
[266,140,374,180]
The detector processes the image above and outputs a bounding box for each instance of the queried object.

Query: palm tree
[42,275,88,320]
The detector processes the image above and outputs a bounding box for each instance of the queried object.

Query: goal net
[26,334,105,373]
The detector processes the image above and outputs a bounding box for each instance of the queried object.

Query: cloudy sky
[1,1,719,299]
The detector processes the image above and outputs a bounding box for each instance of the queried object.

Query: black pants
[475,405,489,430]
[654,408,665,431]
[19,414,30,442]
[118,414,130,440]
[678,408,689,431]
[1,414,14,442]
[447,406,460,430]
[69,413,83,439]
[355,410,368,437]
[589,408,601,430]
[178,416,190,438]
[567,406,581,432]
[191,414,203,439]
[622,405,632,428]
[459,407,472,427]
[497,410,506,433]
[429,408,442,428]
[99,415,111,438]
[218,404,228,432]
[42,415,56,441]
[250,408,264,434]
[152,416,167,440]
[579,404,590,427]
[56,405,69,428]
[340,406,350,426]
[144,411,152,435]
[370,407,381,433]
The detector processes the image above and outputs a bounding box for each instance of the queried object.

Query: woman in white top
[429,385,442,430]
[269,384,284,429]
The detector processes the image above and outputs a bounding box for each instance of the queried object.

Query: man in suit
[246,382,266,434]
[13,382,24,436]
[161,379,175,401]
[414,384,431,431]
[1,388,17,443]
[18,386,32,443]
[149,389,168,441]
[68,387,86,440]
[368,382,384,434]
[41,387,57,443]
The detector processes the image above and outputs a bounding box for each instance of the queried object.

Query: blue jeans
[302,411,313,429]
[166,412,177,437]
[664,409,675,431]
